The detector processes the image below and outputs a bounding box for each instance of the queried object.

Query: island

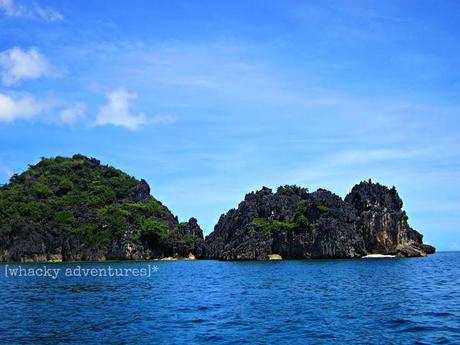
[0,155,204,262]
[205,182,435,260]
[0,155,435,262]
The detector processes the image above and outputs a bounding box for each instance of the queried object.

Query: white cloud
[0,92,46,122]
[322,148,435,167]
[0,0,63,21]
[0,47,49,85]
[0,161,13,178]
[291,148,432,182]
[34,4,63,22]
[96,88,175,130]
[59,103,85,124]
[0,93,86,125]
[285,146,445,197]
[0,0,19,16]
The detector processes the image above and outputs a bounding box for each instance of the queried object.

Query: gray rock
[345,180,435,257]
[0,155,205,262]
[205,180,435,260]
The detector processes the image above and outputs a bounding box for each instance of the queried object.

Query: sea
[0,252,459,344]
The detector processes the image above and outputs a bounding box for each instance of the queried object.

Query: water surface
[0,253,459,344]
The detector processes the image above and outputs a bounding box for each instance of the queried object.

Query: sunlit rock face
[345,180,435,257]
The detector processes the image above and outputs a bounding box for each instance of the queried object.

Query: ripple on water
[0,253,459,344]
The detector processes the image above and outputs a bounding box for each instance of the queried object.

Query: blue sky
[0,0,459,250]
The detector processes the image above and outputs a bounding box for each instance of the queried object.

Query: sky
[0,0,459,251]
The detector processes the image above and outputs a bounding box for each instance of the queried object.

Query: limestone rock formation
[345,180,435,257]
[0,154,434,262]
[204,181,434,260]
[0,155,204,262]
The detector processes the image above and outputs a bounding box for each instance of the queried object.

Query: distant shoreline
[0,253,438,264]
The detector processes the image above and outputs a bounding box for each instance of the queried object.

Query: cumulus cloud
[59,103,85,124]
[0,92,46,122]
[0,93,86,125]
[0,47,49,85]
[96,88,175,130]
[0,0,63,21]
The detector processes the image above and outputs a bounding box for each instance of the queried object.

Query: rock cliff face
[0,155,435,262]
[204,181,434,260]
[345,181,435,257]
[0,155,204,262]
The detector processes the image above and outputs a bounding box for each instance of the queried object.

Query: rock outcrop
[204,181,434,260]
[0,155,204,262]
[345,181,435,257]
[0,155,435,262]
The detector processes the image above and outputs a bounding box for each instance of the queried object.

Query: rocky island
[0,155,204,262]
[0,155,434,262]
[204,182,435,260]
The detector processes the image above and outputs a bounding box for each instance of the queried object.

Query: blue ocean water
[0,252,459,345]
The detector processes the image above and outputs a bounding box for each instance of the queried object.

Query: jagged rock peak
[345,179,403,212]
[204,181,435,260]
[244,186,273,201]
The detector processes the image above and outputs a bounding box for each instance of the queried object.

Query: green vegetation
[293,200,310,228]
[136,219,170,242]
[0,155,171,247]
[169,222,201,252]
[250,193,333,236]
[276,185,309,198]
[317,205,329,213]
[75,224,111,247]
[250,217,296,236]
